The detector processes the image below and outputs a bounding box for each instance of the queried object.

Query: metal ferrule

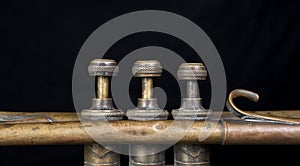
[81,98,124,121]
[137,98,160,110]
[84,144,120,166]
[174,144,210,166]
[172,98,209,120]
[180,98,203,110]
[130,144,165,166]
[82,99,123,166]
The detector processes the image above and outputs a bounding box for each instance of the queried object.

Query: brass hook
[226,89,300,125]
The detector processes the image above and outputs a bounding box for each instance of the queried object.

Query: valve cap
[177,63,207,80]
[88,59,119,76]
[132,60,162,77]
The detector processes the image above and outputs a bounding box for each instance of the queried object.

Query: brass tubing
[1,120,300,146]
[0,120,222,146]
[252,110,300,118]
[97,76,109,99]
[142,78,153,99]
[222,120,300,145]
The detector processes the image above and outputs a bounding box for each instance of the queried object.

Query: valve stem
[82,59,124,166]
[127,60,168,166]
[172,63,210,166]
[97,76,109,99]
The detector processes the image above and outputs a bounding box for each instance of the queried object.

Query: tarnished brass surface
[1,120,300,145]
[0,120,222,145]
[142,78,153,99]
[252,110,300,118]
[223,120,300,144]
[97,76,109,99]
[174,144,210,166]
[130,144,165,166]
[84,144,120,166]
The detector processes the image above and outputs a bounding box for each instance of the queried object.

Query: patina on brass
[127,60,168,166]
[1,120,300,145]
[174,144,210,166]
[142,77,153,99]
[82,59,124,166]
[97,76,109,99]
[84,144,120,166]
[172,63,210,166]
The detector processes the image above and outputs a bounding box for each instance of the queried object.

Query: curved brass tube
[226,89,300,125]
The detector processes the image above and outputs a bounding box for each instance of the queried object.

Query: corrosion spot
[32,127,40,131]
[81,124,93,128]
[153,123,163,131]
[141,131,146,136]
[205,123,211,129]
[129,131,137,135]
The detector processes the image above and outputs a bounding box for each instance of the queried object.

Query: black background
[0,0,300,165]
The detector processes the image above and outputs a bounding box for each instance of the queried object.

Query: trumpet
[1,59,300,166]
